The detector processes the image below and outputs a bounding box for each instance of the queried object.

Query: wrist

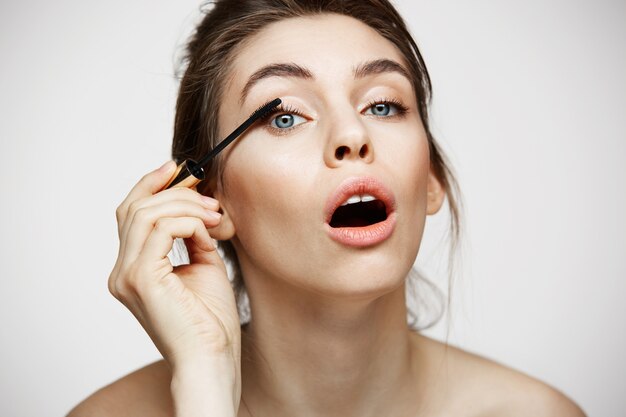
[171,355,239,417]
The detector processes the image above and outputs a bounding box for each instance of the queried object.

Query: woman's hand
[108,161,241,372]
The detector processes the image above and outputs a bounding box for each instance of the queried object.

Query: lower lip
[324,212,397,248]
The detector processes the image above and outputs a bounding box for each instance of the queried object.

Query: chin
[304,260,411,301]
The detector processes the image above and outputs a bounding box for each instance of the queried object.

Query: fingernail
[201,195,220,210]
[158,160,174,172]
[201,195,218,205]
[207,210,222,219]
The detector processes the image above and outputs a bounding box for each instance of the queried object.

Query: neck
[239,274,420,417]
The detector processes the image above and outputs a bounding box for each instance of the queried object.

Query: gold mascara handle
[162,159,206,190]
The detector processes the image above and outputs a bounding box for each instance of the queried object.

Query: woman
[68,1,585,416]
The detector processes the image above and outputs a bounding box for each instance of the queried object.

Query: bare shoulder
[412,333,587,417]
[66,359,173,417]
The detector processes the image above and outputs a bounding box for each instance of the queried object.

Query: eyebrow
[239,58,411,105]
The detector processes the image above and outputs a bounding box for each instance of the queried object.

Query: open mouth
[329,197,388,228]
[324,176,397,247]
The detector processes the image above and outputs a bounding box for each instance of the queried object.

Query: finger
[131,187,219,216]
[184,235,224,267]
[119,187,218,241]
[121,200,222,265]
[116,160,176,231]
[140,217,215,266]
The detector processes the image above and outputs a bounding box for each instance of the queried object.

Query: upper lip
[324,176,397,224]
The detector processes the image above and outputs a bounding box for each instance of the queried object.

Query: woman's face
[214,14,442,298]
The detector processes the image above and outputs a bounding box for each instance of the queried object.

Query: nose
[323,110,374,168]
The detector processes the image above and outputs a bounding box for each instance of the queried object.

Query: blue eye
[371,103,391,116]
[270,113,306,129]
[365,101,406,117]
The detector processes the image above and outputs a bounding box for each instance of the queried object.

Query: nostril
[335,146,349,160]
[359,144,368,158]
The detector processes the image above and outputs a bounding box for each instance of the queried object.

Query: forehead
[228,13,407,88]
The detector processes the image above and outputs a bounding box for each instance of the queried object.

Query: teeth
[341,195,361,206]
[340,194,377,206]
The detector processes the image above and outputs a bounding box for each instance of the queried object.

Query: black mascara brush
[162,97,282,190]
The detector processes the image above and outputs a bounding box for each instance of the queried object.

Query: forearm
[171,356,239,417]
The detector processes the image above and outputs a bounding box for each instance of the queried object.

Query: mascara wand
[162,98,282,190]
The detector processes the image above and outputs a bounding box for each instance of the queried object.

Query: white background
[1,1,624,416]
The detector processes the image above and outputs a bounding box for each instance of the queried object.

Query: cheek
[378,125,431,248]
[220,143,318,246]
[406,137,431,216]
[411,140,431,206]
[407,140,432,252]
[219,144,326,285]
[376,124,431,203]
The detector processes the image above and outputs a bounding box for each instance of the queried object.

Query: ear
[426,167,446,215]
[207,202,236,240]
[197,182,236,241]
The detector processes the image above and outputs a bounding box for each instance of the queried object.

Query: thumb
[150,160,177,193]
[124,160,177,205]
[116,160,178,230]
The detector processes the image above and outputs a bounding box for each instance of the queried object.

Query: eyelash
[365,97,409,117]
[257,103,305,135]
[257,98,409,135]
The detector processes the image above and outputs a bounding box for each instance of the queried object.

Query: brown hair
[172,0,462,330]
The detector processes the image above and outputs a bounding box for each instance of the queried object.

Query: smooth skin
[68,14,585,417]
